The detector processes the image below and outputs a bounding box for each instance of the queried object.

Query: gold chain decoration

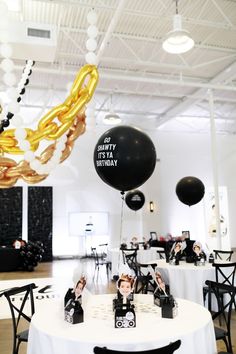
[0,64,99,188]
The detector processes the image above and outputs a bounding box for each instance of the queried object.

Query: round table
[27,294,216,354]
[149,259,215,305]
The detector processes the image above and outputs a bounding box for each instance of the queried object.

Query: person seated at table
[64,275,87,306]
[169,241,185,264]
[192,241,206,264]
[117,273,135,304]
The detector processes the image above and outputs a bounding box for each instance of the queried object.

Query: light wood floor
[0,258,235,354]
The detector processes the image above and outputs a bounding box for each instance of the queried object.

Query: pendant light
[103,94,122,125]
[162,0,194,54]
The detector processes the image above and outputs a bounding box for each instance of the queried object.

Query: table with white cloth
[109,247,164,278]
[147,259,215,306]
[27,294,217,354]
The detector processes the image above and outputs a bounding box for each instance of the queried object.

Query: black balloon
[176,176,205,206]
[125,190,145,211]
[93,125,156,192]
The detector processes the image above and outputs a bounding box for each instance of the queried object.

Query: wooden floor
[0,258,235,354]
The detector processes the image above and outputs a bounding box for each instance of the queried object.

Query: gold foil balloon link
[0,64,98,155]
[0,65,97,188]
[0,113,85,187]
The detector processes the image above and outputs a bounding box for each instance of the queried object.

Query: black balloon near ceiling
[176,176,205,206]
[93,125,156,192]
[125,190,145,211]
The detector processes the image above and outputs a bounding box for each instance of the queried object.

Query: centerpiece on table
[113,273,136,328]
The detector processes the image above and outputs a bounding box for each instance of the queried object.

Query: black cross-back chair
[121,249,156,294]
[91,247,111,277]
[156,250,166,260]
[121,248,138,268]
[0,283,36,354]
[213,250,234,262]
[94,340,181,354]
[203,261,236,312]
[205,280,236,354]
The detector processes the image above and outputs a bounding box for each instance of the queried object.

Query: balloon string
[118,192,125,273]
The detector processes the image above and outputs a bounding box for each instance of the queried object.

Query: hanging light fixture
[162,0,194,54]
[103,94,122,125]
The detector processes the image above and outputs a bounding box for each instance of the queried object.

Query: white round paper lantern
[86,38,97,52]
[87,10,98,25]
[87,25,98,38]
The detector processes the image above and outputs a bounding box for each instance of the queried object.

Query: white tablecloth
[109,247,164,277]
[151,260,215,305]
[27,294,217,354]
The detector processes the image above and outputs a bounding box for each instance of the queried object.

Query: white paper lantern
[86,38,97,52]
[87,10,98,25]
[87,25,98,38]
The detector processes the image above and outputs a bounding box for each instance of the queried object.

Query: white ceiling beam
[156,61,236,127]
[96,0,126,64]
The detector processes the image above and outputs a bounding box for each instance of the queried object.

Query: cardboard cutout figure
[192,241,206,265]
[155,271,169,296]
[169,241,186,264]
[114,273,136,328]
[64,276,86,324]
[117,273,135,303]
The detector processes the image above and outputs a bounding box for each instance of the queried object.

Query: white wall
[19,127,236,256]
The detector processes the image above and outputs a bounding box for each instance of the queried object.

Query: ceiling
[1,0,236,135]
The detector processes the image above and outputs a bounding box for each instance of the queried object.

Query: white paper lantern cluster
[14,128,68,175]
[85,9,98,65]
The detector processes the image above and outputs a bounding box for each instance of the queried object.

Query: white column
[208,89,222,249]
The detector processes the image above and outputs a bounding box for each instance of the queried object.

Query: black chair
[205,280,236,353]
[121,249,156,294]
[213,250,233,262]
[203,261,236,310]
[91,247,111,277]
[94,340,181,354]
[0,283,36,354]
[121,248,138,268]
[156,250,166,260]
[135,262,158,294]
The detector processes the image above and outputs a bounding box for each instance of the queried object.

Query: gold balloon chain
[0,64,99,188]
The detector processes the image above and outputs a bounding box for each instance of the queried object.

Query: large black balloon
[125,190,145,211]
[176,176,205,206]
[93,125,156,192]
